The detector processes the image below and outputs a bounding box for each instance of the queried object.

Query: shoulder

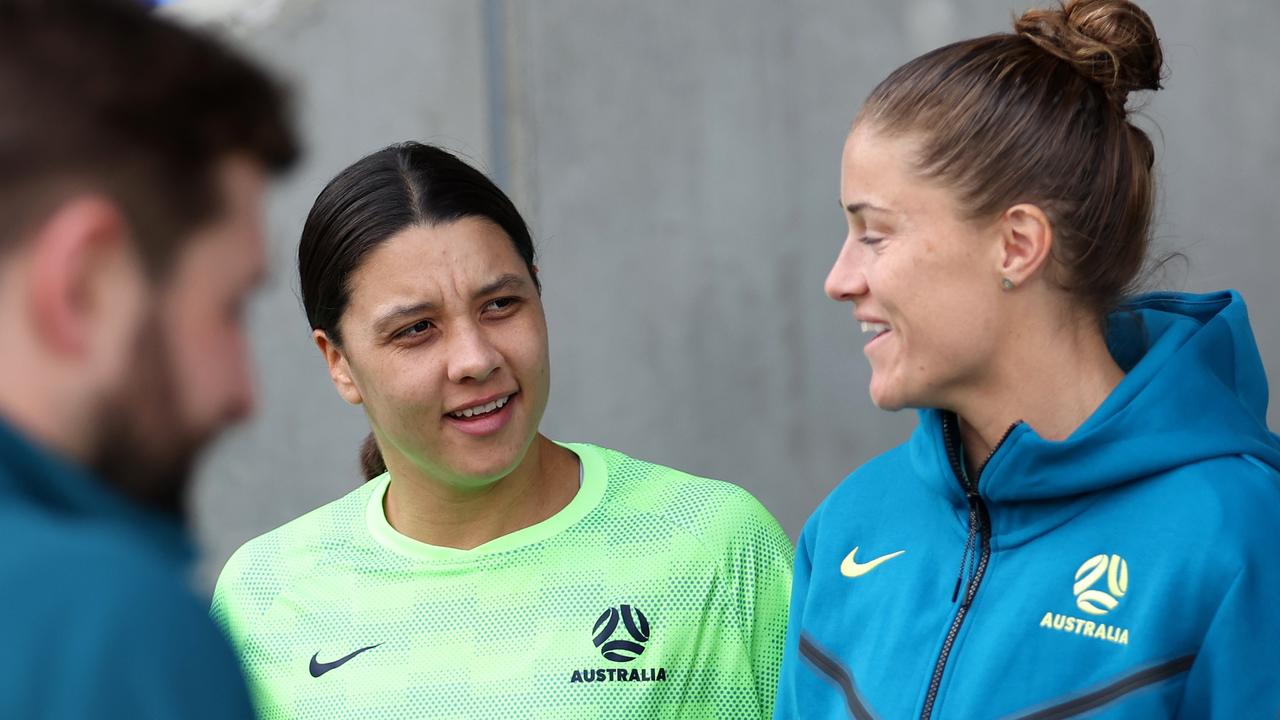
[800,440,917,542]
[1142,454,1280,553]
[579,443,791,559]
[0,515,248,709]
[222,479,377,568]
[1079,453,1280,608]
[213,480,377,620]
[0,510,195,609]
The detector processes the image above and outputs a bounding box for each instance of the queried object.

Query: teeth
[860,321,890,335]
[450,395,510,419]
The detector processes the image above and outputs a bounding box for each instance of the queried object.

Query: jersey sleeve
[720,491,795,718]
[210,544,252,653]
[210,536,285,658]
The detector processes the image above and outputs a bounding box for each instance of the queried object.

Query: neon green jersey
[212,443,793,719]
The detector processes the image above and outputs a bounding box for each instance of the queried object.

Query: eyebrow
[843,201,893,216]
[372,273,533,333]
[474,273,531,298]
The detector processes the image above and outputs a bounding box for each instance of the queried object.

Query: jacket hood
[912,290,1280,513]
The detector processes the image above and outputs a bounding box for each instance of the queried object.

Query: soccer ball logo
[1073,554,1128,615]
[593,605,651,663]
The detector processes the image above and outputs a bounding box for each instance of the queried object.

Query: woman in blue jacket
[774,0,1280,717]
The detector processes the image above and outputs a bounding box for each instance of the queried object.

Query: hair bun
[1015,0,1163,110]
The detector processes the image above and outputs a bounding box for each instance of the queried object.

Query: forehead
[348,216,526,307]
[841,127,913,196]
[840,127,960,222]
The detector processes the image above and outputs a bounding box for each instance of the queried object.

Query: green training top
[212,443,793,719]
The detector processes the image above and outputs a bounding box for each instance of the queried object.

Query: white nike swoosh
[840,546,906,578]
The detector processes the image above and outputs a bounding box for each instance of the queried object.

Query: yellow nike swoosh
[840,546,906,578]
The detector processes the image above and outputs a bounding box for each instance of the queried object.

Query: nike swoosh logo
[309,644,381,678]
[840,546,905,578]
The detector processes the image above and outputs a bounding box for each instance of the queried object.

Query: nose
[824,236,868,302]
[446,322,503,384]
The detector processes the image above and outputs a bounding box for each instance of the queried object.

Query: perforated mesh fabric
[212,443,793,719]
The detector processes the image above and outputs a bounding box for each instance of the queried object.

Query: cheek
[879,264,985,365]
[358,355,440,422]
[907,287,1000,381]
[163,305,239,414]
[501,309,550,376]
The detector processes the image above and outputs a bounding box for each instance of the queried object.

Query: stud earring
[1000,277,1015,291]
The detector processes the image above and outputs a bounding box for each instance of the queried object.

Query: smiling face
[826,126,1007,411]
[318,217,549,489]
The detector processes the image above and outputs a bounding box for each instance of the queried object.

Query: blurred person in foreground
[775,0,1280,717]
[0,0,296,716]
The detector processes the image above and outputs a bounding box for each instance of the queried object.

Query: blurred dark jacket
[0,420,252,718]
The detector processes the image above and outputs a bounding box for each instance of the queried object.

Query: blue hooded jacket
[0,420,254,718]
[775,291,1280,719]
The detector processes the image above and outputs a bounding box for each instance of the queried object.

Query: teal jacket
[776,291,1280,718]
[0,420,252,718]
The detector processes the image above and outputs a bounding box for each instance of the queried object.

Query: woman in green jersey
[212,142,792,720]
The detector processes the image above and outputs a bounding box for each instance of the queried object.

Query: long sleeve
[1177,560,1280,718]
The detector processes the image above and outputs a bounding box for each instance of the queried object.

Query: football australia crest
[1074,553,1128,615]
[1038,554,1131,646]
[569,604,669,684]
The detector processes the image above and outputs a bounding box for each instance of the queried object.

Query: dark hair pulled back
[298,141,538,345]
[857,0,1164,316]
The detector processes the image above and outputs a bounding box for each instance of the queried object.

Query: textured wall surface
[192,0,1280,586]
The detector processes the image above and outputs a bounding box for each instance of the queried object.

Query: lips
[446,393,513,420]
[864,332,891,352]
[443,391,518,437]
[858,317,891,347]
[859,320,889,336]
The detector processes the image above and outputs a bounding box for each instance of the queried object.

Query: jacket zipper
[920,414,1018,720]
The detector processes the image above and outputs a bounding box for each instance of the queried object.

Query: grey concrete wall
[193,0,1280,587]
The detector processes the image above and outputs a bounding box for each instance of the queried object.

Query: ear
[313,329,363,405]
[997,203,1055,287]
[28,196,136,357]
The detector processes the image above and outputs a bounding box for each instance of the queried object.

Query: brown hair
[359,432,387,482]
[855,0,1163,315]
[0,0,298,275]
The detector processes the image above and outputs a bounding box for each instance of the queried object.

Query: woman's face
[326,217,549,488]
[826,126,1006,411]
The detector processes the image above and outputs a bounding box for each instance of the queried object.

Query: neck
[382,434,580,550]
[0,365,93,466]
[953,308,1125,474]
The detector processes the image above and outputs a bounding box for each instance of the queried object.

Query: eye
[483,297,520,314]
[859,235,885,247]
[398,319,434,338]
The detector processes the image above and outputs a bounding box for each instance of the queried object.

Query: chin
[450,440,530,482]
[449,456,519,485]
[867,376,912,412]
[868,392,907,412]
